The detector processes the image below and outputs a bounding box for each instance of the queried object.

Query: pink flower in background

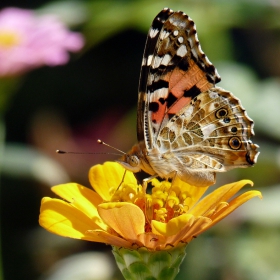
[0,7,84,77]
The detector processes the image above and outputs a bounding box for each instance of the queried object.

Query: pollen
[110,182,145,203]
[147,179,191,224]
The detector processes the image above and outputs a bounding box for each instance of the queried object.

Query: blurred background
[0,0,279,279]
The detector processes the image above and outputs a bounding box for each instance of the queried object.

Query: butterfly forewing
[138,8,221,150]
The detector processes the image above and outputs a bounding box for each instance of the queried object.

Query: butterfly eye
[229,137,242,150]
[215,108,228,119]
[129,155,140,167]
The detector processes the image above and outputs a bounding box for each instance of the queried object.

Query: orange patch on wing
[196,78,212,92]
[163,60,214,115]
[151,102,167,124]
[150,60,214,126]
[165,60,212,97]
[168,96,191,114]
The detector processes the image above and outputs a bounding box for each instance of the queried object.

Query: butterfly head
[117,142,157,176]
[118,154,141,173]
[117,143,143,173]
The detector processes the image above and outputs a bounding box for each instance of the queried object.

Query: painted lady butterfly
[118,8,259,187]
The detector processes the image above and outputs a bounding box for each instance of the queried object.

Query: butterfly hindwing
[156,88,259,171]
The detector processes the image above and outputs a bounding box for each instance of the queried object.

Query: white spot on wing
[188,38,194,48]
[161,54,172,66]
[177,36,184,44]
[152,55,162,68]
[149,28,159,38]
[147,55,153,66]
[150,87,169,101]
[177,45,188,57]
[202,123,216,138]
[173,30,179,36]
[159,30,170,40]
[191,48,198,59]
[184,106,194,118]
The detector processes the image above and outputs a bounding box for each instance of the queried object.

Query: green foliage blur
[1,0,280,279]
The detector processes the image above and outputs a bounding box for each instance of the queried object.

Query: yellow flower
[39,162,262,250]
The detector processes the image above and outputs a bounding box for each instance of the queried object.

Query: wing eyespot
[228,137,242,150]
[231,126,238,134]
[215,108,228,119]
[223,117,231,123]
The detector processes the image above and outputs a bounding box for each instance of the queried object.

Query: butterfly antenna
[97,139,126,155]
[56,149,122,157]
[56,139,126,156]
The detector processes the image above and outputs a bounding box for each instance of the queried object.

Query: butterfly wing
[157,87,259,167]
[120,8,258,186]
[137,8,221,151]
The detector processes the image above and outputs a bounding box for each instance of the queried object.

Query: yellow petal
[191,180,253,217]
[207,190,262,229]
[167,216,212,245]
[87,230,132,248]
[39,197,106,242]
[51,183,105,229]
[152,214,194,236]
[98,202,145,241]
[89,162,137,201]
[137,232,166,250]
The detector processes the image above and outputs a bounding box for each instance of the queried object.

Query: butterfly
[118,8,259,187]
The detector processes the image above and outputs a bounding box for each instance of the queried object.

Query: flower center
[111,179,193,232]
[0,30,21,49]
[146,180,190,223]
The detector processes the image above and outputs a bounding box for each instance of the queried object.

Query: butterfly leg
[142,174,158,193]
[116,169,127,191]
[142,174,158,231]
[170,170,178,186]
